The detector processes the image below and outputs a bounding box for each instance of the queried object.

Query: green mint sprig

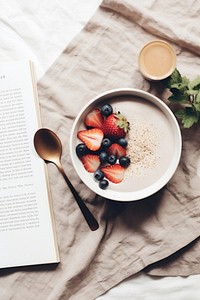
[164,68,200,128]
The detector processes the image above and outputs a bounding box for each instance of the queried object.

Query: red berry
[84,108,104,128]
[101,164,125,183]
[77,128,103,151]
[81,154,100,173]
[107,143,126,158]
[102,112,130,138]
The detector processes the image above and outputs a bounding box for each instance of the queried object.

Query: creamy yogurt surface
[106,96,175,192]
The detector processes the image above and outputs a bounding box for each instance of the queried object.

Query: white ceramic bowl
[70,88,182,201]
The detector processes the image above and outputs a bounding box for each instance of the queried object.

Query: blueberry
[99,179,109,189]
[102,138,112,148]
[94,169,104,181]
[107,154,117,165]
[119,156,131,168]
[99,151,108,164]
[118,138,128,148]
[100,104,113,117]
[76,143,88,157]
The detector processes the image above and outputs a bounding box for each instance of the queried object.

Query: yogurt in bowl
[70,88,182,201]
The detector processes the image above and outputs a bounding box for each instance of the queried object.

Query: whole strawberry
[102,112,130,139]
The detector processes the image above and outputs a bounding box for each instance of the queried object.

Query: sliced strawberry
[107,143,126,158]
[101,164,125,183]
[81,154,100,172]
[84,108,104,128]
[77,128,103,151]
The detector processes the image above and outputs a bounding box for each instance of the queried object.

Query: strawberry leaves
[115,112,130,133]
[164,68,200,128]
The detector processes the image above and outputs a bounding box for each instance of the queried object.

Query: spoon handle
[57,163,99,231]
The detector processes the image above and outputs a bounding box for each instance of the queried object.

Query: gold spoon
[33,128,99,231]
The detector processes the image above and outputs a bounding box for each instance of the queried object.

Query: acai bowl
[69,88,182,201]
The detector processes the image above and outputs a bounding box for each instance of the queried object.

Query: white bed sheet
[1,1,200,299]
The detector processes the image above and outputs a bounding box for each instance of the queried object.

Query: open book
[0,60,59,269]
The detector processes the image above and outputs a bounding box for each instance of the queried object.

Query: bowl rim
[69,88,182,201]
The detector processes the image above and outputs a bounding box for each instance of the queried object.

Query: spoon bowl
[34,128,62,163]
[34,128,99,231]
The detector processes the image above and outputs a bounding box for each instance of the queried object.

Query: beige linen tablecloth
[1,0,200,299]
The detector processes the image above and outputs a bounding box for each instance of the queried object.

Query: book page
[0,60,59,268]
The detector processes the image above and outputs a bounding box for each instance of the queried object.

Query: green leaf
[188,75,200,90]
[168,91,188,103]
[182,76,190,86]
[186,89,199,96]
[163,68,182,88]
[176,107,199,128]
[196,92,200,102]
[170,82,188,90]
[163,68,200,128]
[194,92,200,112]
[170,68,182,83]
